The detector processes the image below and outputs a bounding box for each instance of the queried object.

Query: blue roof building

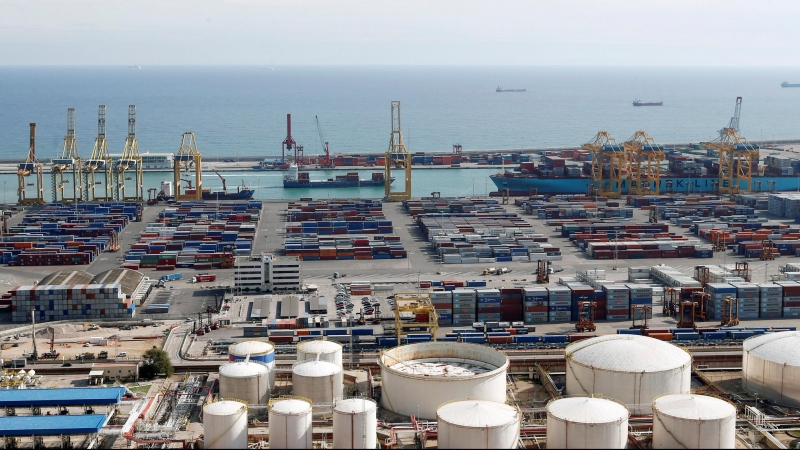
[0,387,125,407]
[0,414,107,436]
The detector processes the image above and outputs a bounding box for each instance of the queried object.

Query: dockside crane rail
[174,132,202,201]
[384,101,412,201]
[52,108,84,203]
[114,105,144,202]
[315,116,333,168]
[624,130,665,196]
[585,131,626,198]
[84,105,113,202]
[17,123,45,205]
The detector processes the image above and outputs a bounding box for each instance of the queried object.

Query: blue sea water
[1,66,799,199]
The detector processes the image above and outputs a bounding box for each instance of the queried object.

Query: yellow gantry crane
[17,123,45,205]
[384,101,412,201]
[84,105,113,202]
[52,108,84,203]
[585,131,627,198]
[173,132,203,201]
[393,292,438,346]
[703,128,759,196]
[624,131,665,196]
[114,105,143,202]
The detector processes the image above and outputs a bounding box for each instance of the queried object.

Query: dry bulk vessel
[292,360,343,416]
[742,331,800,406]
[436,400,520,449]
[203,400,248,449]
[219,361,271,406]
[332,398,378,449]
[565,335,691,414]
[546,397,628,449]
[297,339,343,367]
[652,394,736,449]
[269,397,313,449]
[378,342,509,419]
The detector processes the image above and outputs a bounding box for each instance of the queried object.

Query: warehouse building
[234,254,302,293]
[9,269,146,322]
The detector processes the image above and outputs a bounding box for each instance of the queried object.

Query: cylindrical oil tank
[269,397,313,449]
[565,335,691,414]
[229,340,276,387]
[437,400,520,449]
[203,400,248,449]
[219,361,271,406]
[546,397,629,449]
[292,360,343,416]
[332,398,378,449]
[297,339,343,367]
[652,394,736,449]
[378,342,509,419]
[743,331,800,406]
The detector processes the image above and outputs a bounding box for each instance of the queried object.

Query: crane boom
[212,169,227,192]
[315,116,333,167]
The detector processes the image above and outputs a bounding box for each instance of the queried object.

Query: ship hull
[202,190,255,200]
[491,175,800,195]
[283,179,389,188]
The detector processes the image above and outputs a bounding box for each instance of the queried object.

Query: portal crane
[84,105,113,202]
[624,131,665,196]
[384,101,412,201]
[211,169,227,193]
[720,96,742,138]
[52,108,83,203]
[114,105,143,201]
[281,113,299,165]
[173,132,202,201]
[315,116,333,168]
[17,123,45,205]
[585,131,626,198]
[703,127,759,196]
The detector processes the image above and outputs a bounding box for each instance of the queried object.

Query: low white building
[234,254,301,293]
[109,152,174,170]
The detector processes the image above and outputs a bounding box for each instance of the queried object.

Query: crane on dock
[720,96,742,138]
[703,128,758,196]
[585,131,626,198]
[52,108,84,203]
[173,132,202,201]
[624,131,665,196]
[282,114,308,166]
[114,105,144,201]
[384,101,412,201]
[17,123,45,205]
[211,169,227,193]
[315,116,334,168]
[84,105,113,202]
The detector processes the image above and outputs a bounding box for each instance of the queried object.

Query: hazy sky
[1,0,798,66]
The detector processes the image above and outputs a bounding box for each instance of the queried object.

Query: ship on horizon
[633,99,663,106]
[496,86,526,92]
[782,81,800,88]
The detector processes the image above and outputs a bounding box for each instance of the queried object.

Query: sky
[0,0,798,66]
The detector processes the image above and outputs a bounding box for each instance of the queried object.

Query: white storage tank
[268,397,313,449]
[565,335,691,414]
[332,398,378,449]
[742,331,800,406]
[378,342,509,419]
[652,394,736,449]
[203,400,248,449]
[297,339,343,367]
[436,400,520,449]
[219,361,271,406]
[229,340,276,387]
[292,360,343,417]
[546,397,629,449]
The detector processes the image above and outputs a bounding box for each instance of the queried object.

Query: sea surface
[1,66,800,199]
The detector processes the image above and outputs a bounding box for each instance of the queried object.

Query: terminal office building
[8,269,147,322]
[233,254,301,293]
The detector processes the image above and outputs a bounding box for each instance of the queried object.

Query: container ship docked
[283,164,393,188]
[157,180,255,201]
[490,147,800,195]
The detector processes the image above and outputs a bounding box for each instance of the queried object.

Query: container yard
[2,192,800,449]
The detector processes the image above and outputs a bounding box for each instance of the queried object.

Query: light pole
[612,231,619,271]
[3,181,5,206]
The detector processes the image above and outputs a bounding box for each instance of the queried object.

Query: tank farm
[4,104,800,448]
